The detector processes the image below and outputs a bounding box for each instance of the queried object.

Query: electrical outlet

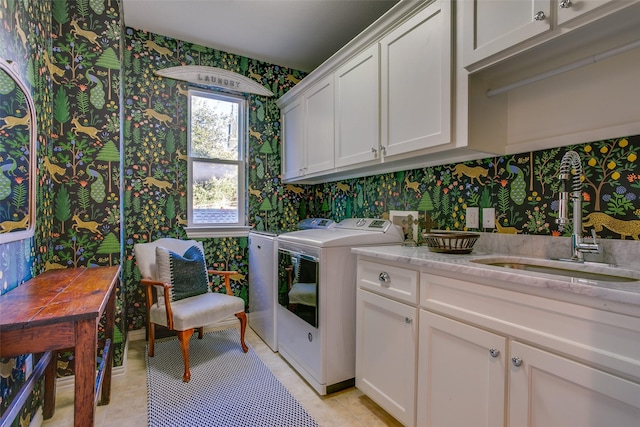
[466,207,479,229]
[482,208,495,229]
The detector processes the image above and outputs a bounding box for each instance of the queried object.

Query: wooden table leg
[43,351,57,419]
[100,284,116,405]
[74,319,97,427]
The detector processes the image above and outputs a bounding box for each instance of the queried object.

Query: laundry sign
[154,65,274,97]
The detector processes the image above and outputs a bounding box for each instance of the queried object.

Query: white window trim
[186,89,248,233]
[185,226,252,238]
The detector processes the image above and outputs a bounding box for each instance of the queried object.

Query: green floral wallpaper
[121,28,306,331]
[305,137,640,239]
[46,0,126,380]
[0,0,51,423]
[1,0,639,424]
[1,0,124,424]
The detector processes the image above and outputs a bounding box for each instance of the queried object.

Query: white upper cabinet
[281,99,305,181]
[281,76,335,180]
[462,0,551,68]
[277,0,638,182]
[304,75,335,175]
[462,0,635,70]
[381,0,452,158]
[556,0,617,25]
[334,44,380,168]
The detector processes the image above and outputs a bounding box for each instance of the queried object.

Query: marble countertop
[352,244,640,312]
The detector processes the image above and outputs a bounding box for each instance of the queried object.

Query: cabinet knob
[559,0,572,8]
[371,147,378,156]
[489,348,500,358]
[534,11,546,21]
[511,356,523,367]
[405,317,413,324]
[378,272,390,283]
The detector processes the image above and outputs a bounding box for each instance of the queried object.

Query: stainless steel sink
[471,257,639,283]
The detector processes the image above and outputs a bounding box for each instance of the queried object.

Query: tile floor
[41,327,402,427]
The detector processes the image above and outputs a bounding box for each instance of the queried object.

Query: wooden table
[0,266,120,427]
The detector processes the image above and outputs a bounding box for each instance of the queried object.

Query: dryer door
[278,248,319,328]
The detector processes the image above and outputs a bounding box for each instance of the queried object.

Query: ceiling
[121,0,400,73]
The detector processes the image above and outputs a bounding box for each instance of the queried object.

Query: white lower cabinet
[356,288,417,427]
[417,310,506,427]
[356,256,640,426]
[356,259,418,426]
[508,341,640,427]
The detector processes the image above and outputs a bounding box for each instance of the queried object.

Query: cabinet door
[417,310,506,427]
[281,100,305,181]
[556,0,616,25]
[356,289,417,427]
[334,44,380,168]
[509,341,640,427]
[462,0,551,67]
[380,0,452,158]
[305,75,335,175]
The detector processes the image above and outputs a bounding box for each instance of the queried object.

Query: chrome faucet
[556,150,600,262]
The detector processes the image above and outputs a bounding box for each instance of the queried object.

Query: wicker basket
[422,232,480,254]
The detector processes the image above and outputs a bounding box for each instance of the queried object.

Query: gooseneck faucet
[556,150,600,262]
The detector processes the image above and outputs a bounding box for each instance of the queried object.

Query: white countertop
[352,244,640,314]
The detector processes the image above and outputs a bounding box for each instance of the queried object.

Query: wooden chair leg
[235,312,249,353]
[197,326,204,339]
[148,322,156,357]
[176,329,194,382]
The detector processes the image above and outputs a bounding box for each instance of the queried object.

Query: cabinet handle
[511,356,523,367]
[489,348,500,358]
[378,272,390,283]
[405,317,413,324]
[534,11,546,21]
[371,147,378,157]
[559,0,572,8]
[380,146,386,155]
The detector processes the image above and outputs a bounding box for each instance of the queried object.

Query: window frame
[185,88,250,238]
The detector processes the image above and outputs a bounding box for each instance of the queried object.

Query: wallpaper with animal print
[303,136,640,240]
[0,0,124,424]
[45,0,126,381]
[0,0,51,424]
[121,28,307,332]
[1,0,639,423]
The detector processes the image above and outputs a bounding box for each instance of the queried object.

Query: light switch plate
[466,207,479,229]
[482,208,495,229]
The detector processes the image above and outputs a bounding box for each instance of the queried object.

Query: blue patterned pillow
[156,245,209,302]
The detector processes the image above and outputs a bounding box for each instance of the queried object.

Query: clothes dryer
[276,218,403,394]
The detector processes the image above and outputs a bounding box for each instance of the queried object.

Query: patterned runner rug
[146,328,319,426]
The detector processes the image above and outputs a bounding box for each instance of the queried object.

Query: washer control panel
[338,218,392,232]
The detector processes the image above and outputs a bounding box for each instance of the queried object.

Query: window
[187,89,247,235]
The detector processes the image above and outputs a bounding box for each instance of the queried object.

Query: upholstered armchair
[134,238,248,382]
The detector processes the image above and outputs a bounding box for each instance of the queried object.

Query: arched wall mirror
[0,57,36,243]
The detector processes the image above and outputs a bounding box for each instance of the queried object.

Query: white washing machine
[276,218,404,395]
[248,218,334,352]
